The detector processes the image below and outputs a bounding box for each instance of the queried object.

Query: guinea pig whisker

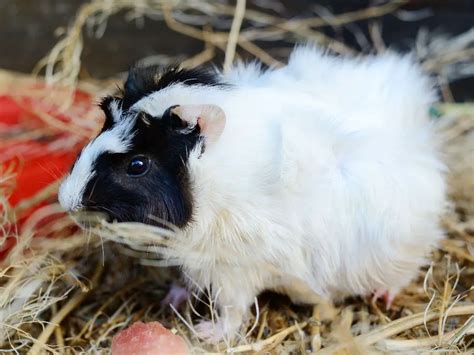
[37,161,62,180]
[88,176,100,200]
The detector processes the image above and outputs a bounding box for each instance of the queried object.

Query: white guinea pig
[59,45,446,342]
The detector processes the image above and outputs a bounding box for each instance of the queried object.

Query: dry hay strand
[1,0,473,353]
[35,0,420,101]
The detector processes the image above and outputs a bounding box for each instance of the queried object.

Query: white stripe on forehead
[130,83,224,116]
[58,103,136,211]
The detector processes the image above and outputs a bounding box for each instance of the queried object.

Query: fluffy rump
[184,46,445,334]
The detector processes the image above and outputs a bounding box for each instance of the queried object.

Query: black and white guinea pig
[59,46,446,342]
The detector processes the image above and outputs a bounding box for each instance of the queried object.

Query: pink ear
[171,104,226,146]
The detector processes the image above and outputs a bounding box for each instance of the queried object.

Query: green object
[429,106,443,119]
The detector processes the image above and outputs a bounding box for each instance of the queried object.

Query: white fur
[133,46,446,339]
[58,102,135,211]
[64,46,447,340]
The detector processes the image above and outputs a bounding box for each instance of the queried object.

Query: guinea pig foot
[195,320,229,343]
[161,282,189,310]
[371,288,396,310]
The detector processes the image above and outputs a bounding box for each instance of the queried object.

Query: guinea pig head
[58,97,225,228]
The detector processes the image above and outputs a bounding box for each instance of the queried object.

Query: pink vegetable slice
[112,321,189,355]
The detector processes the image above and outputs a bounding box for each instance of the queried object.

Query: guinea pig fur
[58,45,446,342]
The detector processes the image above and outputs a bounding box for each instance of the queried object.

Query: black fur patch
[122,65,224,110]
[98,96,119,131]
[81,108,201,228]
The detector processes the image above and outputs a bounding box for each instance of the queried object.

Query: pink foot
[161,283,189,310]
[195,320,227,343]
[372,289,396,310]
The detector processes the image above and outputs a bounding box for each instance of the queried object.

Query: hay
[1,0,473,353]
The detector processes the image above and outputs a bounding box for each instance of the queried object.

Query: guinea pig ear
[170,104,226,146]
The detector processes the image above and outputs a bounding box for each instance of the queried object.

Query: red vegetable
[0,84,99,260]
[111,322,189,355]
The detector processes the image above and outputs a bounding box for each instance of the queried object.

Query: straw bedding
[0,1,473,353]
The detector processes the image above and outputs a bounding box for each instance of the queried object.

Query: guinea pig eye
[127,155,150,177]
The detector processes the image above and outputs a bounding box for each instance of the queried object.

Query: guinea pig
[58,45,446,342]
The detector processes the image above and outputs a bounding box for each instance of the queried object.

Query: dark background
[1,0,473,100]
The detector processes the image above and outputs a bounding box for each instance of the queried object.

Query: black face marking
[81,109,201,228]
[122,65,224,110]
